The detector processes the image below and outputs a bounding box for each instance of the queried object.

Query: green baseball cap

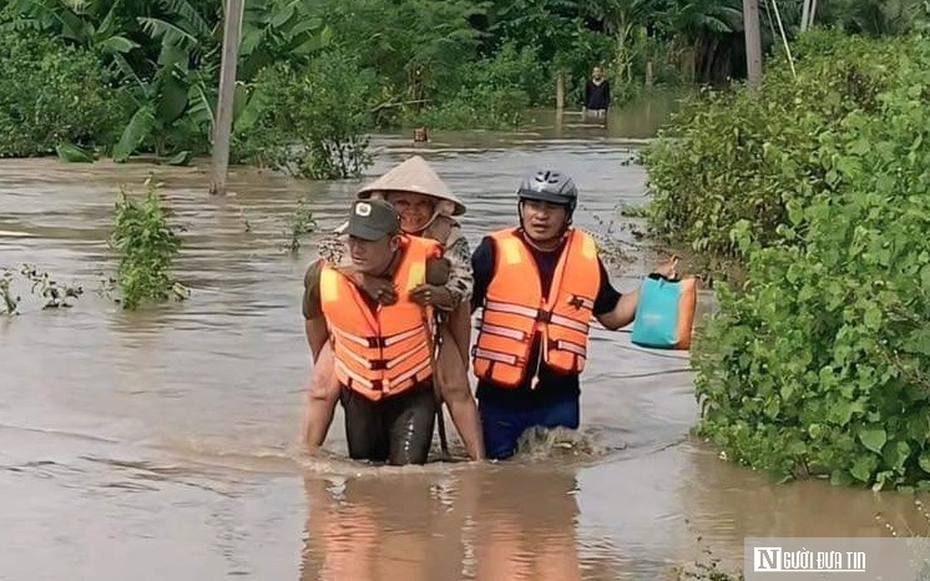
[345,199,401,241]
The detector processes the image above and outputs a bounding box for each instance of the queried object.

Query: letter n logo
[754,547,782,571]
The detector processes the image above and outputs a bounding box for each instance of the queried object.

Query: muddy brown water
[1,106,927,580]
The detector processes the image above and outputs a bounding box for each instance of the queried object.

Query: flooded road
[2,107,927,580]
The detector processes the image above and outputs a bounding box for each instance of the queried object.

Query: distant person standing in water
[583,66,610,122]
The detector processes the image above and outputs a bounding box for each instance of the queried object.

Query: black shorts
[339,381,438,465]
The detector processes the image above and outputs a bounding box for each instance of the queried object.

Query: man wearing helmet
[469,170,677,460]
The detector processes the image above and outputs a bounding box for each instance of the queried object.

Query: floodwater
[1,102,927,581]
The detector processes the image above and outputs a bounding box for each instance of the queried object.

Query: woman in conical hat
[302,155,485,461]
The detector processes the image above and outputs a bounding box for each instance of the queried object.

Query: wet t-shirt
[584,79,611,110]
[470,231,622,410]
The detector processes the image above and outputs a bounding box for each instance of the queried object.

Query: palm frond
[138,16,200,48]
[158,0,213,40]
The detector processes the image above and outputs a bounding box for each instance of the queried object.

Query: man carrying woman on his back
[301,156,485,463]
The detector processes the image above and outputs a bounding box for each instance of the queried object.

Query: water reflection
[528,90,685,141]
[677,445,930,571]
[299,465,625,581]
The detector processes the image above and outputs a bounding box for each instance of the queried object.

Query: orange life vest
[472,228,602,388]
[320,235,442,401]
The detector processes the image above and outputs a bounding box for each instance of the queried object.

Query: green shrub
[642,29,920,264]
[691,31,930,491]
[108,178,187,310]
[404,42,542,130]
[410,85,530,131]
[233,49,380,180]
[0,31,127,157]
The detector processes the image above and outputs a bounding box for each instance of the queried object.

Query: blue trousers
[478,397,580,460]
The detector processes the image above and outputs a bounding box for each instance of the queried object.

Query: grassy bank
[641,27,930,491]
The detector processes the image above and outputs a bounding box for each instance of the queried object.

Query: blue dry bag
[630,274,697,350]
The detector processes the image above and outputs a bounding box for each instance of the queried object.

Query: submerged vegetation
[283,197,318,253]
[643,23,930,491]
[2,175,322,315]
[108,178,188,310]
[0,265,84,314]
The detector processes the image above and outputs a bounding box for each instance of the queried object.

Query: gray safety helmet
[516,170,578,214]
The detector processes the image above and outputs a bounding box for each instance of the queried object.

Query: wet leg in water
[385,384,437,465]
[436,303,485,460]
[338,383,435,465]
[303,306,484,460]
[340,386,391,462]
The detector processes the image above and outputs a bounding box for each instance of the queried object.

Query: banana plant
[0,0,141,57]
[577,0,659,83]
[112,0,338,163]
[110,61,217,164]
[238,0,333,81]
[109,0,218,163]
[823,0,926,34]
[231,0,335,135]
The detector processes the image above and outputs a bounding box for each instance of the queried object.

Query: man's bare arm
[305,318,330,362]
[595,290,639,331]
[594,257,679,331]
[302,259,331,360]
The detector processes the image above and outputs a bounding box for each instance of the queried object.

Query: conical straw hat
[357,155,466,216]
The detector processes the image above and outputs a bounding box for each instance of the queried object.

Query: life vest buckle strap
[337,360,378,390]
[330,326,371,348]
[566,294,595,310]
[389,359,433,390]
[485,300,539,320]
[370,359,388,371]
[330,321,421,351]
[382,327,424,347]
[549,313,589,334]
[474,347,519,366]
[551,339,587,357]
[535,309,552,323]
[479,323,526,341]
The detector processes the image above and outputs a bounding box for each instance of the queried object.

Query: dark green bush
[0,32,127,157]
[232,48,380,179]
[643,29,917,261]
[672,30,930,491]
[405,42,542,130]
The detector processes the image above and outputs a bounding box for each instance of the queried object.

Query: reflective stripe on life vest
[320,235,441,401]
[472,228,601,387]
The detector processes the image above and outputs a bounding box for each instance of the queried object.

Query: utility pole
[743,0,763,92]
[209,0,245,195]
